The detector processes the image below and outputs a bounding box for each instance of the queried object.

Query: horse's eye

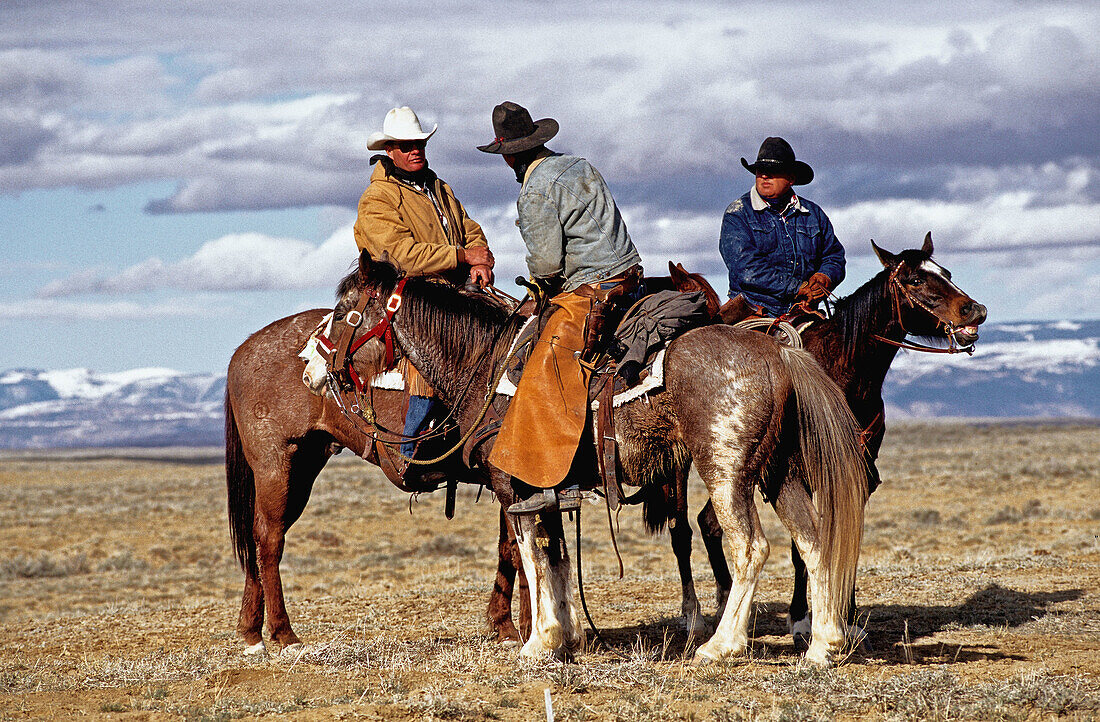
[909,277,924,286]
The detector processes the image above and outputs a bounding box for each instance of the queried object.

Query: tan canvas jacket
[353,162,488,283]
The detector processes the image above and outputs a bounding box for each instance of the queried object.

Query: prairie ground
[1,421,1098,720]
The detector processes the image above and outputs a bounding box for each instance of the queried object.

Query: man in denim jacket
[478,101,642,514]
[720,137,845,316]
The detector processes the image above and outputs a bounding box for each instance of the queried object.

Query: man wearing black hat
[478,101,642,515]
[719,137,845,317]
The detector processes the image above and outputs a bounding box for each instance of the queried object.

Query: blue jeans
[401,395,434,457]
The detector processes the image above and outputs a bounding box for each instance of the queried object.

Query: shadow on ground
[582,584,1083,663]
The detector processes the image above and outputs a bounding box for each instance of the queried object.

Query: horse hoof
[690,652,717,667]
[802,647,834,667]
[280,643,306,660]
[500,639,521,649]
[789,617,812,651]
[243,641,267,657]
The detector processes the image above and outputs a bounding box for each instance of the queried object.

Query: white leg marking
[243,640,267,657]
[694,480,769,663]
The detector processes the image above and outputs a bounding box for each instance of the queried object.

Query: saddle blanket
[368,349,665,409]
[302,310,667,408]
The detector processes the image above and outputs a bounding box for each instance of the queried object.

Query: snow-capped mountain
[884,319,1100,419]
[0,320,1096,449]
[0,368,225,449]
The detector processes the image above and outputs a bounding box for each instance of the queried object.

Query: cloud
[1,3,1096,216]
[0,297,220,321]
[38,227,358,297]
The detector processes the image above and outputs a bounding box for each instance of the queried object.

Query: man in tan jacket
[354,106,494,477]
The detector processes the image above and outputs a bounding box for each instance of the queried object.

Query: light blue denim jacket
[517,154,642,291]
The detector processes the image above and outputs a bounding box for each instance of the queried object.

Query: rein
[874,266,975,355]
[324,277,529,466]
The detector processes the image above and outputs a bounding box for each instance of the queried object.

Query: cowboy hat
[741,136,814,185]
[477,101,559,154]
[366,106,437,151]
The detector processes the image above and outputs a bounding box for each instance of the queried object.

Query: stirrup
[506,488,586,515]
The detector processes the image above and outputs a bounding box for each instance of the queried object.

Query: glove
[795,272,832,302]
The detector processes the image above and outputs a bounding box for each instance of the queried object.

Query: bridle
[315,277,409,441]
[873,263,975,355]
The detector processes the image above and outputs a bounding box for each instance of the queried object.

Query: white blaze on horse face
[919,260,966,296]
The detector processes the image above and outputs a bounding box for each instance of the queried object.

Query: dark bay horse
[694,233,987,644]
[336,251,869,664]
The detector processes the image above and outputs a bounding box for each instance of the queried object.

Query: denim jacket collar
[521,149,555,188]
[749,185,805,214]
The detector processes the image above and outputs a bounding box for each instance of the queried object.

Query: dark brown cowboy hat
[740,136,814,185]
[477,101,559,154]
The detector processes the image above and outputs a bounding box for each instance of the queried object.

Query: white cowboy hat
[366,106,437,150]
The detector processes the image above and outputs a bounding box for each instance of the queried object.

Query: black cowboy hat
[477,101,559,154]
[741,136,814,185]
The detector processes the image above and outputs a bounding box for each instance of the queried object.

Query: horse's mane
[335,259,519,370]
[401,279,518,367]
[829,247,933,360]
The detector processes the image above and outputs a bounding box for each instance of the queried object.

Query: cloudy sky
[2,1,1098,373]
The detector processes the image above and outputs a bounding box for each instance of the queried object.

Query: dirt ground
[1,421,1098,720]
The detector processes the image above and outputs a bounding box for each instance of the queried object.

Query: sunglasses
[391,140,426,152]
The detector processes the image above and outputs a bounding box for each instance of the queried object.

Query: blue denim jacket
[518,154,642,291]
[719,187,845,316]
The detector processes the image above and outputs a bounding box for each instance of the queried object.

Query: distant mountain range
[1,320,1096,449]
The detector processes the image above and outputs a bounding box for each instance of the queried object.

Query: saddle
[469,265,715,505]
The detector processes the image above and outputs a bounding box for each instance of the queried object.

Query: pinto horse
[332,251,868,664]
[691,233,987,644]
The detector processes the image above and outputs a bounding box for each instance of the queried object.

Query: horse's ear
[921,231,934,255]
[669,261,688,284]
[357,248,372,279]
[871,239,898,268]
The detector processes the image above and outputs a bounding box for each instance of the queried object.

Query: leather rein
[318,277,523,466]
[873,265,975,355]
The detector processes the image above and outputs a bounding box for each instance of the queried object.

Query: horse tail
[640,483,670,535]
[225,390,257,576]
[778,345,868,627]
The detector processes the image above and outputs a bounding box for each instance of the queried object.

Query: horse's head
[669,261,722,319]
[331,249,405,379]
[871,232,987,347]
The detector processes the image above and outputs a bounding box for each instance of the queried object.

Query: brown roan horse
[309,251,868,664]
[485,233,988,649]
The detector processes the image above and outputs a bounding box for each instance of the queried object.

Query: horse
[335,250,869,664]
[225,304,540,656]
[690,232,987,645]
[223,259,723,657]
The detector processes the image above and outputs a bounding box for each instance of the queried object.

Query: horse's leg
[697,499,732,618]
[515,539,532,640]
[487,508,523,645]
[667,468,707,635]
[772,479,846,665]
[788,542,811,648]
[513,511,583,660]
[252,437,327,654]
[693,477,769,663]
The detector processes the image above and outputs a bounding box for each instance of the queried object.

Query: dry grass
[1,421,1098,720]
